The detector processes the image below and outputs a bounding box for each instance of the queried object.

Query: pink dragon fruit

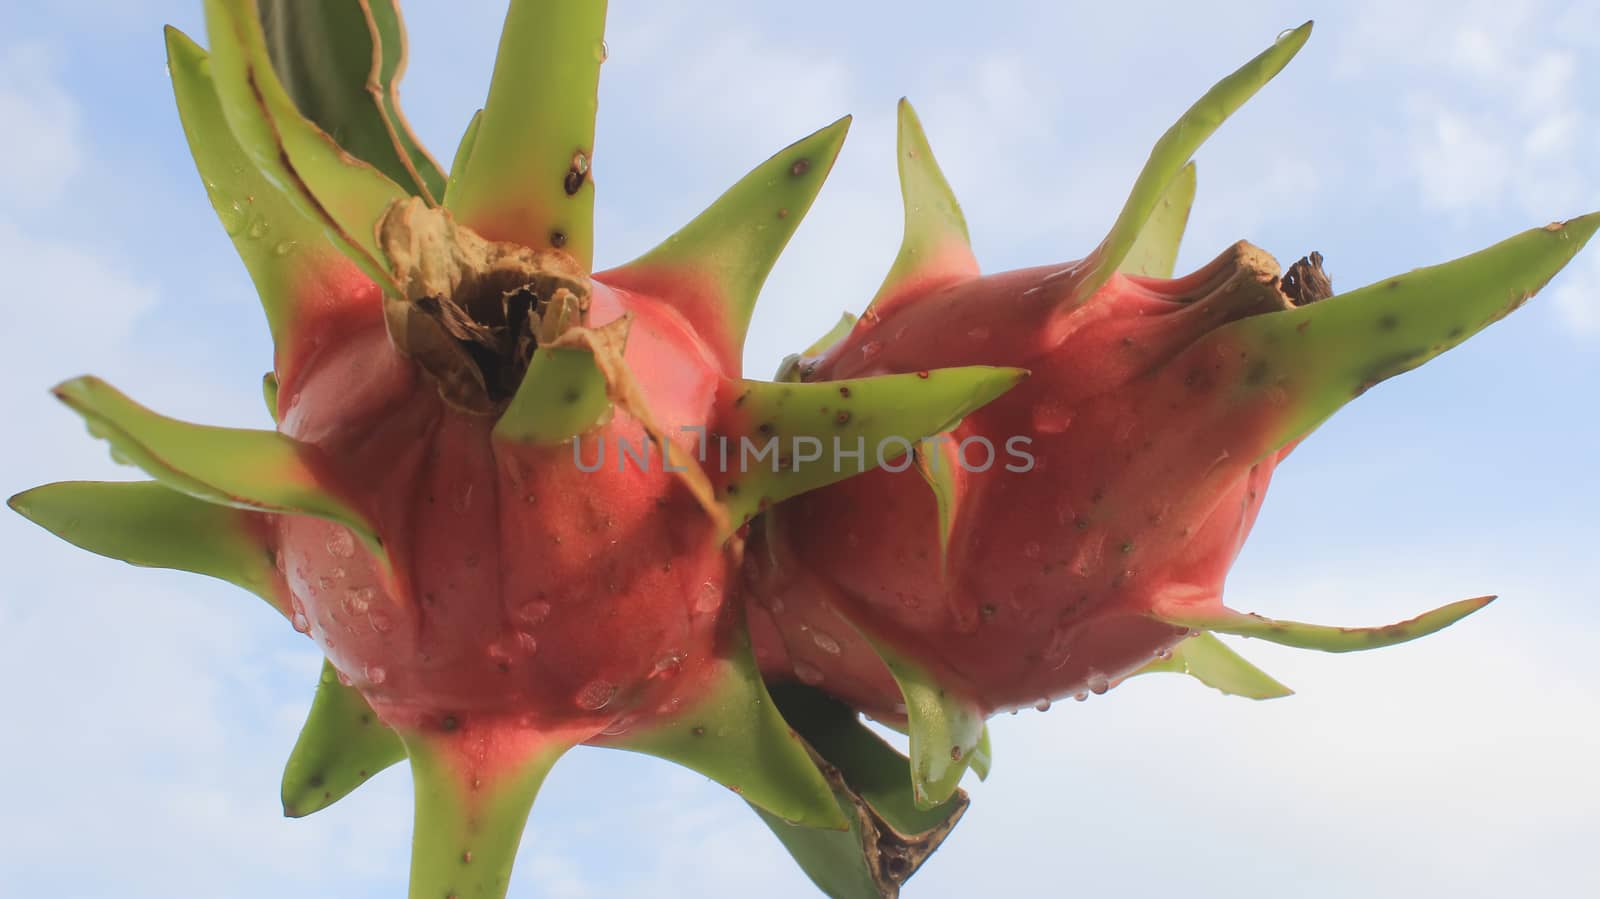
[747,23,1599,808]
[8,2,1021,895]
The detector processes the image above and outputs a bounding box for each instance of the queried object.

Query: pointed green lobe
[868,99,979,315]
[1231,214,1600,453]
[202,0,405,287]
[1120,161,1197,279]
[447,0,608,268]
[1128,632,1293,699]
[443,110,484,208]
[871,643,983,810]
[776,312,858,382]
[719,366,1027,530]
[597,631,847,830]
[753,685,970,898]
[1068,23,1310,306]
[282,660,407,817]
[493,346,612,445]
[402,731,567,899]
[1157,596,1495,653]
[602,117,851,373]
[52,376,379,555]
[8,480,281,611]
[167,28,345,350]
[257,0,445,201]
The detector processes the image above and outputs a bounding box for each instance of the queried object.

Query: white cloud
[0,42,83,209]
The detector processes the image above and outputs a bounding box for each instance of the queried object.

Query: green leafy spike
[1068,22,1310,306]
[868,98,980,314]
[443,110,484,208]
[402,730,569,899]
[258,0,445,201]
[282,660,407,817]
[167,28,350,350]
[872,643,984,810]
[1231,214,1600,453]
[8,480,281,610]
[1120,161,1197,278]
[493,346,612,445]
[52,376,379,555]
[447,0,608,267]
[601,117,851,372]
[753,685,970,898]
[718,366,1027,530]
[1156,596,1495,653]
[969,726,993,781]
[1127,633,1293,699]
[595,631,848,830]
[913,438,961,582]
[201,1,405,286]
[261,372,280,422]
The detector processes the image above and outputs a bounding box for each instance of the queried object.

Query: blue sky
[1,1,1597,896]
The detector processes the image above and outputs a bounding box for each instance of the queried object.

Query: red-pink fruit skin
[270,261,739,756]
[752,260,1290,717]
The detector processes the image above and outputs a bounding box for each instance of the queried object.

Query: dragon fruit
[747,23,1599,809]
[7,1,1021,895]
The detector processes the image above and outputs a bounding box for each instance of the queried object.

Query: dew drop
[365,665,388,685]
[273,239,297,256]
[860,340,883,361]
[514,631,538,654]
[793,660,824,685]
[1034,697,1052,712]
[1023,541,1042,559]
[343,585,375,615]
[652,650,686,677]
[600,715,637,737]
[1073,692,1088,702]
[811,630,842,655]
[572,150,590,176]
[514,599,552,626]
[246,215,270,239]
[595,39,609,62]
[1031,400,1074,434]
[1276,27,1296,41]
[219,200,246,236]
[574,680,617,711]
[369,610,395,634]
[326,529,356,559]
[291,610,311,634]
[337,670,354,687]
[694,581,720,614]
[1086,671,1110,695]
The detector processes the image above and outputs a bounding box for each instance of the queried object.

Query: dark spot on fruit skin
[440,715,460,732]
[307,774,325,789]
[359,714,372,726]
[1378,314,1400,332]
[838,386,851,398]
[777,208,789,219]
[550,230,568,248]
[462,851,473,864]
[790,158,811,176]
[950,746,963,761]
[725,483,739,496]
[692,726,706,737]
[980,603,997,620]
[1120,542,1134,554]
[734,391,749,407]
[1245,360,1270,386]
[757,422,772,434]
[564,388,581,403]
[836,411,851,425]
[916,371,929,379]
[1448,325,1465,339]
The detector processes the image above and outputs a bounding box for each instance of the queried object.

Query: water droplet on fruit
[273,240,297,256]
[574,680,617,711]
[811,630,842,655]
[514,599,552,626]
[600,715,637,737]
[326,530,355,559]
[1276,27,1296,41]
[1086,671,1110,695]
[337,670,354,687]
[365,665,387,685]
[291,610,311,634]
[343,586,375,615]
[219,200,246,236]
[572,151,590,176]
[595,40,609,62]
[793,660,824,685]
[1073,692,1088,702]
[514,631,538,654]
[452,483,475,513]
[1156,647,1173,661]
[860,340,883,360]
[694,581,719,614]
[1023,541,1042,559]
[247,215,270,239]
[1034,697,1052,712]
[369,610,395,634]
[1031,400,1074,434]
[652,650,686,677]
